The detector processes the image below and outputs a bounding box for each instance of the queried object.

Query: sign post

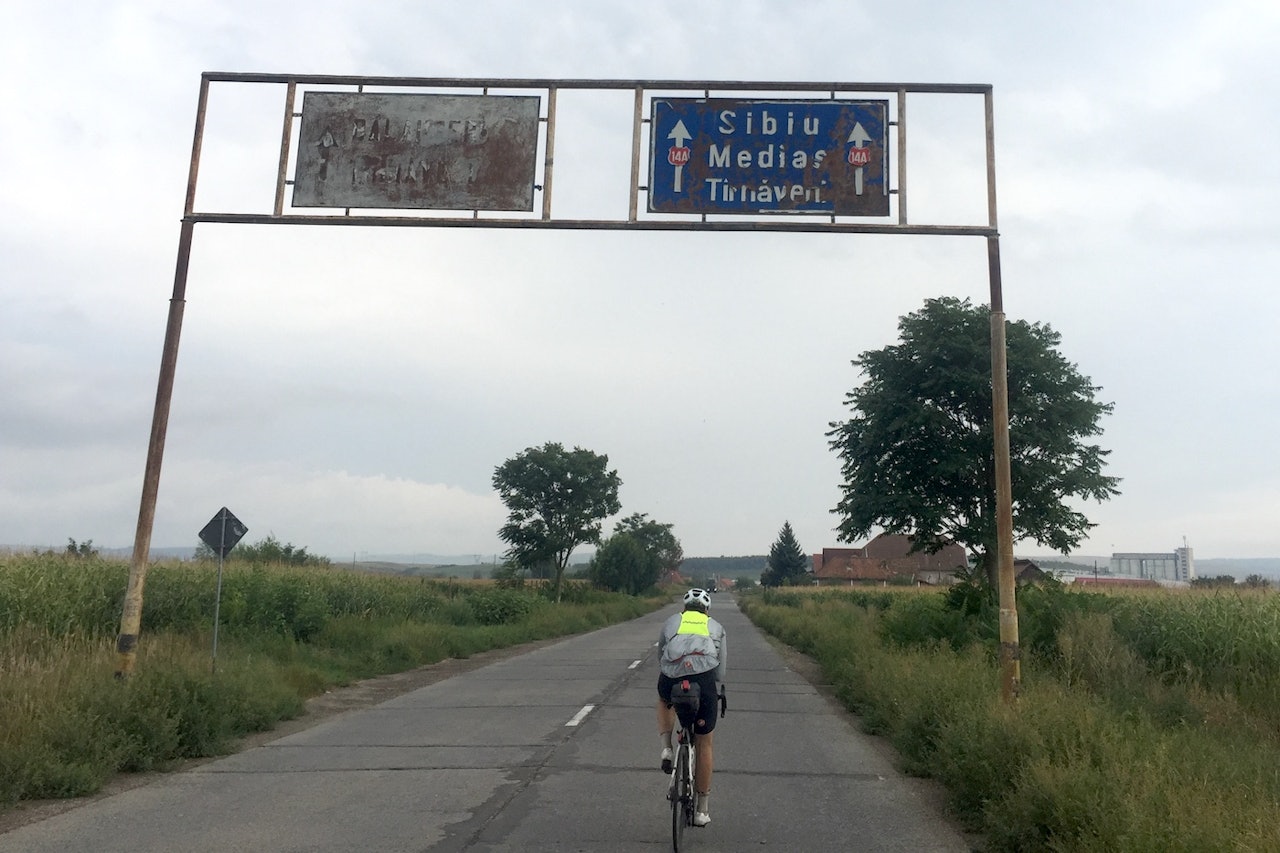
[198,507,248,673]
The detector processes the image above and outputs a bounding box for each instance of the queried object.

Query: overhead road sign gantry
[176,73,997,238]
[118,77,1018,704]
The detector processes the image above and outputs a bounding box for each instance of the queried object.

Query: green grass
[740,586,1280,852]
[0,553,665,808]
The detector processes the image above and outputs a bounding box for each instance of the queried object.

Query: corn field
[0,552,661,808]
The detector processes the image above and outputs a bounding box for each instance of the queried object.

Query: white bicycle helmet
[683,588,711,610]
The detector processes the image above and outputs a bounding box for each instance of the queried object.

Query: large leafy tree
[590,513,684,595]
[614,513,684,574]
[589,532,661,595]
[761,521,810,587]
[492,442,622,602]
[827,297,1120,589]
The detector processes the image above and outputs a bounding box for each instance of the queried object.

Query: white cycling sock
[660,731,673,750]
[696,792,711,813]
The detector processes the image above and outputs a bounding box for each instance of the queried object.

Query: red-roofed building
[812,534,969,587]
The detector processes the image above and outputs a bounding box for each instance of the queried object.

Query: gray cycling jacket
[658,609,727,681]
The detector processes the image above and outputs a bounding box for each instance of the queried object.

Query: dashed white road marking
[628,660,642,670]
[565,704,595,727]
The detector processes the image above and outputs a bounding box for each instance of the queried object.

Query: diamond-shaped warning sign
[198,507,247,558]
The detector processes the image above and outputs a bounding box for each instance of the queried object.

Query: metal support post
[115,75,208,678]
[988,235,1020,702]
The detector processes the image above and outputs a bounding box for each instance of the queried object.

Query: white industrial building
[1110,546,1195,582]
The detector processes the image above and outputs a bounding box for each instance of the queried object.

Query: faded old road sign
[198,507,247,558]
[648,98,889,216]
[293,92,541,211]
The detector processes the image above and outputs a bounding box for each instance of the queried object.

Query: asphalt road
[0,595,981,852]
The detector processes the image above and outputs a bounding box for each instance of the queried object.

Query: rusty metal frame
[190,72,997,236]
[541,87,558,221]
[118,73,1018,703]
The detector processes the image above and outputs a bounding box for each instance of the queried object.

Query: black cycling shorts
[657,670,719,735]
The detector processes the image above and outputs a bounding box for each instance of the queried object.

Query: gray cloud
[2,1,1277,560]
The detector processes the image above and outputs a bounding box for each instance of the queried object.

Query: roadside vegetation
[741,581,1280,852]
[0,551,664,809]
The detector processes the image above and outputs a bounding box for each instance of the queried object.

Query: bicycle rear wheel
[671,742,689,851]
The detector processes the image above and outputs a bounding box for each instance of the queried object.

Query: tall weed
[0,553,665,809]
[740,586,1280,851]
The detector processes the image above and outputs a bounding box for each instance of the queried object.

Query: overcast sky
[3,1,1278,562]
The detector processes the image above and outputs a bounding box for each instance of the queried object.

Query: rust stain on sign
[292,92,540,211]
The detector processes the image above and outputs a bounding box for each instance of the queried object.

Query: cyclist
[657,587,727,827]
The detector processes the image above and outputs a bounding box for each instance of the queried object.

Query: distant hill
[681,555,767,580]
[1025,556,1106,575]
[1,545,204,561]
[338,553,505,567]
[30,546,1276,584]
[348,561,494,579]
[1193,558,1280,580]
[337,552,594,567]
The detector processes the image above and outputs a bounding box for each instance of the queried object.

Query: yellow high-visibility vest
[677,610,710,636]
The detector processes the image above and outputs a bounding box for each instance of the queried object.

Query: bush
[467,588,540,625]
[879,593,984,651]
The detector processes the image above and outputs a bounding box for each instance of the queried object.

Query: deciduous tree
[589,532,660,595]
[613,513,683,575]
[589,513,683,594]
[493,442,622,602]
[828,297,1119,589]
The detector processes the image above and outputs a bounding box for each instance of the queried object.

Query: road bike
[668,703,696,852]
[666,682,726,852]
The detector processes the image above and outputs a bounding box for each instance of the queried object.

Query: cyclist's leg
[691,671,719,812]
[693,730,713,793]
[657,699,676,740]
[692,729,713,826]
[656,674,676,771]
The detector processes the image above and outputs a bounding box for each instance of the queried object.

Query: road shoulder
[0,636,564,836]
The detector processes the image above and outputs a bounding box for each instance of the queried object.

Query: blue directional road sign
[648,98,889,216]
